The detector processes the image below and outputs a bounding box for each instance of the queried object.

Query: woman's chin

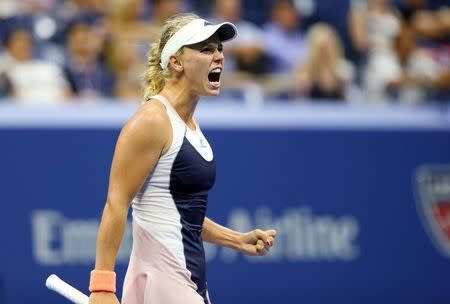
[208,89,220,96]
[204,85,221,96]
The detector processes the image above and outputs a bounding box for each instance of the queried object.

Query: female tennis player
[89,13,276,304]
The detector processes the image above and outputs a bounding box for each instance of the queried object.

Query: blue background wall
[0,103,449,304]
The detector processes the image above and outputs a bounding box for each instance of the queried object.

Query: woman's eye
[201,47,213,53]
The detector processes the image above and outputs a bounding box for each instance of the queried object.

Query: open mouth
[208,67,222,87]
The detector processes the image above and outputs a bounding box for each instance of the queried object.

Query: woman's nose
[213,48,224,61]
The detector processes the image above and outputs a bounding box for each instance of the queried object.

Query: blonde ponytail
[143,13,200,99]
[143,42,166,97]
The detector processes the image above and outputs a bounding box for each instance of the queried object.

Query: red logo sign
[415,165,450,257]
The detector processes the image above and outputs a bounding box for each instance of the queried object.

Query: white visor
[160,18,237,69]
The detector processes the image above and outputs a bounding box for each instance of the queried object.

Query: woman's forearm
[202,217,243,250]
[94,199,129,271]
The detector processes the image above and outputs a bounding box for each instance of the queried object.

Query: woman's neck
[159,81,200,127]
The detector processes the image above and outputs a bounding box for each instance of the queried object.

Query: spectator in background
[349,0,402,101]
[0,26,72,102]
[147,0,185,43]
[388,24,439,102]
[435,6,450,103]
[104,38,145,102]
[293,23,355,101]
[29,0,69,66]
[263,0,308,74]
[106,0,153,54]
[53,0,109,53]
[63,17,113,99]
[0,1,64,64]
[411,7,450,100]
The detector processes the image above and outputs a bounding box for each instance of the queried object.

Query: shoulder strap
[147,94,171,108]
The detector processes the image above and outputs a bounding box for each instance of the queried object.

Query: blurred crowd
[0,0,449,104]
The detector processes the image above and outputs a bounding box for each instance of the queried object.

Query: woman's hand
[89,292,120,304]
[238,229,276,256]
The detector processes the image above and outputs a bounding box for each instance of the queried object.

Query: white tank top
[131,94,216,299]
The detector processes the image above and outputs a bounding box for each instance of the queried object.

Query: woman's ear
[169,55,183,72]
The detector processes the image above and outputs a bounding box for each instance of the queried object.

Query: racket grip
[46,274,89,304]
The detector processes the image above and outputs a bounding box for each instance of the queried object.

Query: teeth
[211,68,221,73]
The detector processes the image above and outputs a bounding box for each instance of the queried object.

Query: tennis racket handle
[46,274,89,304]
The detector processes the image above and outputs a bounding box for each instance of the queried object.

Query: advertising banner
[0,104,449,304]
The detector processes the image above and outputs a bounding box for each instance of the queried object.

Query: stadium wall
[0,100,449,304]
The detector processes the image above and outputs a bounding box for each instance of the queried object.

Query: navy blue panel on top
[170,137,216,303]
[170,137,216,195]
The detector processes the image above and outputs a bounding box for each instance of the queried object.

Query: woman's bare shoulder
[127,100,169,129]
[119,100,171,148]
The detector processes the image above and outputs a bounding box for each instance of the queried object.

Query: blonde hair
[306,23,343,68]
[143,13,200,98]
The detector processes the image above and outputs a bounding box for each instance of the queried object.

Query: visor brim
[183,22,237,46]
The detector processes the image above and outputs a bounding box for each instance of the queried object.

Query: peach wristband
[89,270,116,293]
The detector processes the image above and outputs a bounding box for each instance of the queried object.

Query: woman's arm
[348,4,369,54]
[202,217,276,256]
[90,102,170,304]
